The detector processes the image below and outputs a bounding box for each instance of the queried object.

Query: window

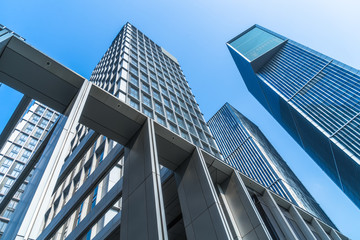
[130,66,138,76]
[177,117,186,129]
[156,115,166,126]
[39,119,49,128]
[17,134,28,145]
[142,94,152,107]
[36,106,45,115]
[151,80,159,90]
[153,91,161,101]
[9,146,21,158]
[45,110,53,119]
[20,150,31,162]
[161,87,168,96]
[27,138,37,150]
[169,123,178,133]
[129,87,139,99]
[155,102,164,115]
[3,158,12,167]
[34,128,44,138]
[143,108,153,118]
[130,99,139,110]
[180,130,190,141]
[24,123,34,134]
[166,110,175,122]
[31,115,40,124]
[142,83,150,94]
[0,166,8,174]
[141,74,148,83]
[130,75,139,86]
[163,98,171,108]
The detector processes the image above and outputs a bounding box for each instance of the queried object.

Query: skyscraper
[208,102,335,228]
[90,23,220,157]
[0,23,348,240]
[227,25,360,209]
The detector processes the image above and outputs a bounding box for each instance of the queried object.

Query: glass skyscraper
[227,25,360,209]
[0,101,58,236]
[208,102,334,228]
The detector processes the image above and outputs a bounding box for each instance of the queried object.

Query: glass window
[31,115,40,124]
[27,138,37,150]
[9,146,21,158]
[151,81,159,90]
[129,87,139,99]
[130,66,138,76]
[142,83,150,94]
[143,108,153,118]
[229,27,284,61]
[24,123,35,134]
[169,123,178,133]
[156,115,166,126]
[34,128,44,138]
[141,74,148,83]
[36,106,45,115]
[161,87,168,96]
[39,119,49,128]
[17,134,28,145]
[21,150,31,162]
[129,99,139,110]
[166,110,175,122]
[130,75,139,86]
[177,117,186,129]
[155,102,164,115]
[142,94,152,108]
[153,91,161,101]
[163,98,171,108]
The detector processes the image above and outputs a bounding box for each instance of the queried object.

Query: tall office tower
[89,23,220,157]
[227,25,360,208]
[0,100,58,237]
[208,102,335,228]
[0,23,349,240]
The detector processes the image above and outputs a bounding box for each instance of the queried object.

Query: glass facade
[208,103,335,228]
[229,27,284,61]
[0,101,58,237]
[227,24,360,209]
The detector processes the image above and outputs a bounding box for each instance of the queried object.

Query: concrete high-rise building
[227,25,360,209]
[0,23,349,239]
[208,102,334,228]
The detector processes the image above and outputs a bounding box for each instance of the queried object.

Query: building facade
[0,100,58,237]
[227,25,360,209]
[0,23,349,240]
[208,102,335,228]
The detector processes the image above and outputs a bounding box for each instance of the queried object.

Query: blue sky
[1,0,360,238]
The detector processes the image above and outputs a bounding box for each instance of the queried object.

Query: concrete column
[120,119,168,240]
[262,190,298,240]
[218,171,271,240]
[311,218,331,240]
[174,148,233,240]
[289,205,316,240]
[16,80,92,240]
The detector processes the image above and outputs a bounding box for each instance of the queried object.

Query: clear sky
[1,0,360,238]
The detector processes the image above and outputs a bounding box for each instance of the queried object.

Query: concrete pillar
[262,190,298,240]
[289,205,316,240]
[174,148,233,240]
[218,171,271,240]
[16,80,92,240]
[120,119,168,240]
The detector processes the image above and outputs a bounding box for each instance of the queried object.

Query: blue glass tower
[227,25,360,208]
[208,103,335,228]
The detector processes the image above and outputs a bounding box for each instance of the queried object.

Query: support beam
[289,205,316,240]
[174,148,233,240]
[17,80,91,240]
[218,171,271,240]
[120,119,168,240]
[262,190,298,240]
[311,218,331,240]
